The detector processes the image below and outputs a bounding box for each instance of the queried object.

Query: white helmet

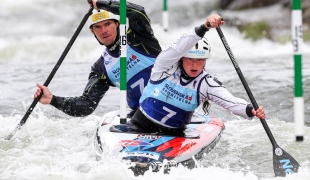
[88,9,119,28]
[184,37,211,59]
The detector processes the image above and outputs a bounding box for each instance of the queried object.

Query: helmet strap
[93,34,104,45]
[106,21,120,54]
[179,61,194,80]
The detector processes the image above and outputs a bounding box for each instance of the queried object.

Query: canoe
[94,109,224,175]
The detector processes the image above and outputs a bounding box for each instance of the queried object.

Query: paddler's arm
[151,26,208,69]
[49,58,110,117]
[151,14,224,78]
[200,76,265,120]
[94,0,162,55]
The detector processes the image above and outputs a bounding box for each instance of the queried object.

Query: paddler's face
[181,57,206,77]
[90,19,118,46]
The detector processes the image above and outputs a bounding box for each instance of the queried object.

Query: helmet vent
[203,40,209,50]
[195,43,198,49]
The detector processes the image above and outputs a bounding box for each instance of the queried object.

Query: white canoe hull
[94,109,224,174]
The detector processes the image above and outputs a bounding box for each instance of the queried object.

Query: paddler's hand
[87,0,98,10]
[252,106,266,120]
[204,14,224,29]
[88,0,111,10]
[34,83,53,104]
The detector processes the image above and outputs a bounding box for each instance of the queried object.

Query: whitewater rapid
[1,0,309,179]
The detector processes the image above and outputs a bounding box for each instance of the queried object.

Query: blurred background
[0,0,309,179]
[2,0,308,123]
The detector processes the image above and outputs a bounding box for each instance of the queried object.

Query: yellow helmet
[88,9,119,28]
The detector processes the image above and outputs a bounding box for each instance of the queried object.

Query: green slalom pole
[292,0,304,141]
[162,0,169,31]
[120,0,127,124]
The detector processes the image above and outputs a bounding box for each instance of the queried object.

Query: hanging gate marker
[292,0,304,141]
[162,0,169,32]
[120,0,127,124]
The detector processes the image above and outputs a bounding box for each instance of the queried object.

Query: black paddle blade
[273,146,300,177]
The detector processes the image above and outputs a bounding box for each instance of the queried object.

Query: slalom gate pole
[120,0,127,124]
[162,0,169,31]
[292,0,304,141]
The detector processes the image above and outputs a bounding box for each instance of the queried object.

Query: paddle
[216,26,300,177]
[5,7,94,140]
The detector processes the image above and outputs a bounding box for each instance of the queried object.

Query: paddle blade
[5,124,21,140]
[273,146,300,177]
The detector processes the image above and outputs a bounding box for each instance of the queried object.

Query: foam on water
[1,0,309,179]
[1,110,310,179]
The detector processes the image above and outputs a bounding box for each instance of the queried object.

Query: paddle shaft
[216,27,301,177]
[215,27,277,146]
[5,7,94,140]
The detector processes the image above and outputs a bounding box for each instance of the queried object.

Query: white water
[1,0,310,179]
